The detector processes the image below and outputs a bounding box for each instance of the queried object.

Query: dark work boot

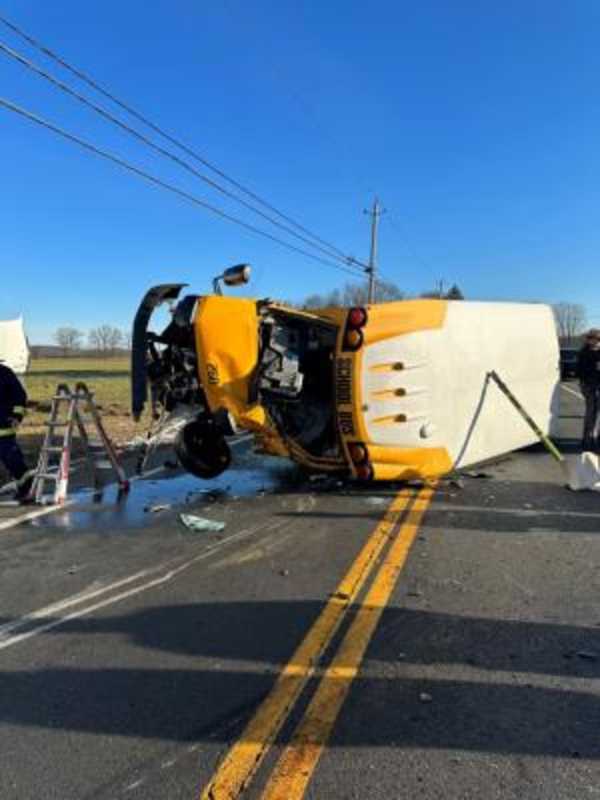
[15,473,34,504]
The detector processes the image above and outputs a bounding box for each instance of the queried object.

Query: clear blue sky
[1,1,599,343]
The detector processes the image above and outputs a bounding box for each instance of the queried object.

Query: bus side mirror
[224,264,251,286]
[213,264,251,294]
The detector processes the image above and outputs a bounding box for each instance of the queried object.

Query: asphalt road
[1,383,599,800]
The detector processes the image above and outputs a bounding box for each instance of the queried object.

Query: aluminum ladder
[30,382,129,505]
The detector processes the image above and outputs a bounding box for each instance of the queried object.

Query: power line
[0,40,366,270]
[0,13,368,270]
[0,96,364,277]
[386,210,438,275]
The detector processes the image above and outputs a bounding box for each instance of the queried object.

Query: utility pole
[364,197,384,304]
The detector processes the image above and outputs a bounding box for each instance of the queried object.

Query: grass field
[1,357,148,480]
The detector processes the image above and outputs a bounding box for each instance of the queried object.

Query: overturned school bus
[131,266,560,482]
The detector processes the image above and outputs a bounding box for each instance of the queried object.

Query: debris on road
[145,503,171,513]
[331,590,350,601]
[462,471,492,479]
[365,496,387,506]
[295,495,316,512]
[563,649,598,661]
[179,513,226,532]
[576,650,598,662]
[419,692,433,703]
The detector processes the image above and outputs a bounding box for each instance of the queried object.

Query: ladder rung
[32,383,123,505]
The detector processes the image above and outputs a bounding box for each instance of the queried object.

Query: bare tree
[88,325,123,357]
[368,280,404,303]
[553,303,587,344]
[303,289,341,309]
[122,329,133,350]
[421,282,464,300]
[303,280,403,309]
[54,326,84,356]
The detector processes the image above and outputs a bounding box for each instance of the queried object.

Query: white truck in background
[0,317,30,376]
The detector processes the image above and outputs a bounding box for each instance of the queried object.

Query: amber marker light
[345,329,363,350]
[348,442,368,464]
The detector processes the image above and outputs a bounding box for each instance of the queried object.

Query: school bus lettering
[336,357,353,405]
[338,410,355,436]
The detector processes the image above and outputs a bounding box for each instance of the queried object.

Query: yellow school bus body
[191,296,559,481]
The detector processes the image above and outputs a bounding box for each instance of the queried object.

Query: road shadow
[0,603,599,756]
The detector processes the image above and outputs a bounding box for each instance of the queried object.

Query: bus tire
[175,420,231,479]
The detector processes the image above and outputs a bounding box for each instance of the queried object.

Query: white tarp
[0,317,30,374]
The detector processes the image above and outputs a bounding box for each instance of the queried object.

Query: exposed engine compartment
[258,310,338,456]
[132,284,340,480]
[144,298,203,416]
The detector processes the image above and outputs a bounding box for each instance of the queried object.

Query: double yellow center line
[200,484,435,800]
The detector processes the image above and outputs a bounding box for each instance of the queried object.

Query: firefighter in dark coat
[576,329,600,452]
[0,361,33,500]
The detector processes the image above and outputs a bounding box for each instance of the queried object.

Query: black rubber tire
[174,420,232,479]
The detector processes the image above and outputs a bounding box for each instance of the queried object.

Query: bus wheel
[175,420,231,479]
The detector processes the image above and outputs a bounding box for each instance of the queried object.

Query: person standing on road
[0,360,33,501]
[576,329,600,451]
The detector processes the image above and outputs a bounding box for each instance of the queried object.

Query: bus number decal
[207,363,220,385]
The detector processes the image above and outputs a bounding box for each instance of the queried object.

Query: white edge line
[0,567,163,638]
[0,520,282,652]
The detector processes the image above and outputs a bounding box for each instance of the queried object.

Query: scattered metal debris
[179,513,226,532]
[331,590,350,600]
[576,650,598,662]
